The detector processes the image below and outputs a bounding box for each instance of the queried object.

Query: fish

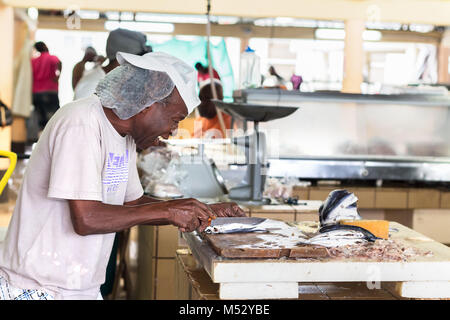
[319,224,380,241]
[319,189,362,227]
[297,224,380,248]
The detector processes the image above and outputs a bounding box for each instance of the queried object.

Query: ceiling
[3,0,450,26]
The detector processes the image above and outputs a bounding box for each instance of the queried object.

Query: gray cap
[105,28,152,61]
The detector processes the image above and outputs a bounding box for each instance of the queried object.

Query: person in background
[263,65,287,89]
[31,41,62,131]
[0,51,246,301]
[194,78,231,139]
[195,62,220,83]
[193,62,230,138]
[72,46,105,92]
[73,29,152,100]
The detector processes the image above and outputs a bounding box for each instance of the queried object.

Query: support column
[0,4,14,202]
[240,37,250,53]
[0,4,14,165]
[438,28,450,84]
[11,16,29,154]
[342,19,365,93]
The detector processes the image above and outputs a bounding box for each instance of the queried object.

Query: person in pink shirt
[31,42,62,131]
[195,62,220,83]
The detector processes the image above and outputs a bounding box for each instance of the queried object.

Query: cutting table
[183,221,450,299]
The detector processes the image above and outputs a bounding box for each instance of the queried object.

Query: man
[73,28,152,100]
[71,28,153,297]
[0,51,245,300]
[31,41,62,131]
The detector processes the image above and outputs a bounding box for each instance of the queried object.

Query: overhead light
[409,24,434,33]
[366,21,402,31]
[135,12,164,22]
[363,30,382,41]
[315,28,381,41]
[104,21,174,33]
[254,18,275,27]
[315,28,345,40]
[317,21,345,29]
[255,18,335,28]
[27,7,38,20]
[275,17,295,25]
[78,10,99,20]
[135,13,207,24]
[290,19,318,28]
[216,16,239,25]
[105,11,120,20]
[120,12,134,21]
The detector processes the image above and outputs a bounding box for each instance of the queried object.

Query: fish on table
[202,189,381,249]
[297,224,380,248]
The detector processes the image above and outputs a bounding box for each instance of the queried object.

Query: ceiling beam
[36,15,442,45]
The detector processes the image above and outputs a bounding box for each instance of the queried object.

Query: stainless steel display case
[233,89,450,183]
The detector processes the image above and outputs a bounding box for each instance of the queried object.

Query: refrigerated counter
[232,89,450,184]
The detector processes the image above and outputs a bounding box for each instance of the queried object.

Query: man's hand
[166,198,216,233]
[150,139,167,147]
[94,55,106,65]
[209,202,247,218]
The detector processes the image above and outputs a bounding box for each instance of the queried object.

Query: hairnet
[116,51,201,115]
[106,29,152,61]
[95,63,175,120]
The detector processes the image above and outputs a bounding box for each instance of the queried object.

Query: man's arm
[53,60,62,84]
[68,198,215,236]
[72,60,86,89]
[124,194,163,206]
[72,50,96,89]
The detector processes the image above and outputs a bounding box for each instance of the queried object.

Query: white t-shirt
[73,66,106,101]
[0,95,143,299]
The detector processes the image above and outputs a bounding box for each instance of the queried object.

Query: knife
[204,217,267,234]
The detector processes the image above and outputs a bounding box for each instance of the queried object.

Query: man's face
[131,88,188,150]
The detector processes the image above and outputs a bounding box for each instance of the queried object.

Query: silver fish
[297,225,379,248]
[319,189,362,227]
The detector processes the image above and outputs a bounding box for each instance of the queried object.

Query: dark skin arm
[72,51,97,89]
[68,196,246,236]
[72,60,86,89]
[125,196,246,217]
[124,194,163,206]
[68,197,216,235]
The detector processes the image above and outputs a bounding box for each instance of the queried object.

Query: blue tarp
[149,37,234,101]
